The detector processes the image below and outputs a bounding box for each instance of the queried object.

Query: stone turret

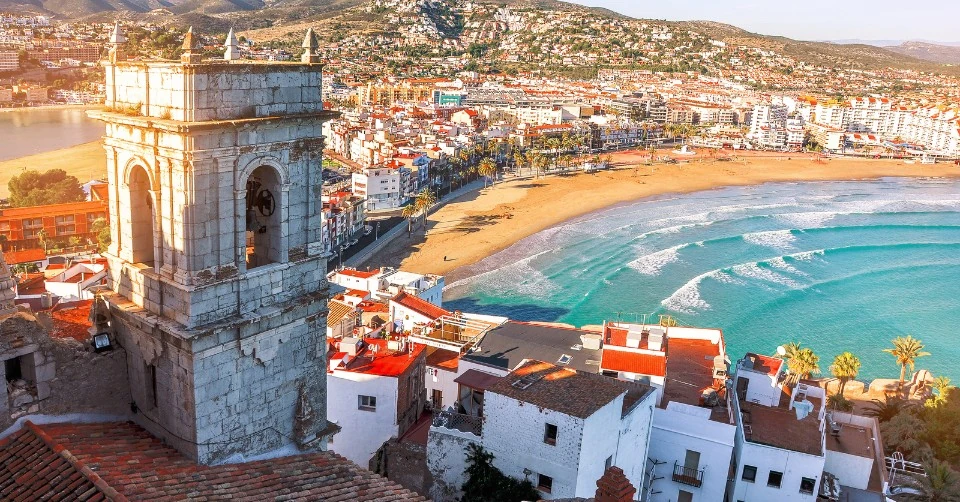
[301,28,320,64]
[0,252,16,316]
[181,27,202,64]
[223,27,241,61]
[107,21,127,63]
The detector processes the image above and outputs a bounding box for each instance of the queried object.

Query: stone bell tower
[90,26,338,464]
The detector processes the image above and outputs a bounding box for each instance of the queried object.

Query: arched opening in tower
[245,166,282,270]
[127,165,155,265]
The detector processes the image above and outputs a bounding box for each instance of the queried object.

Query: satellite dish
[776,345,787,356]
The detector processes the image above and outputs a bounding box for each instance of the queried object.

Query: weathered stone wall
[0,312,131,433]
[110,286,328,465]
[370,439,434,498]
[426,429,476,502]
[98,117,327,330]
[95,58,334,465]
[106,63,324,122]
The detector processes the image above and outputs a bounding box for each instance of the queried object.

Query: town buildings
[0,200,108,252]
[327,336,427,466]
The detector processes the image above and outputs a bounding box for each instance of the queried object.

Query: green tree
[827,393,853,412]
[414,188,437,230]
[830,352,861,395]
[401,204,417,233]
[779,343,820,384]
[916,459,960,502]
[865,395,914,423]
[90,217,111,253]
[477,157,497,187]
[8,169,85,207]
[884,335,931,396]
[461,443,539,502]
[879,411,931,458]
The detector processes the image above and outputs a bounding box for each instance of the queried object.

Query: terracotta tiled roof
[391,291,450,320]
[488,360,653,419]
[0,421,426,501]
[745,353,783,376]
[0,421,123,501]
[337,268,380,279]
[50,300,93,341]
[4,248,46,265]
[600,349,666,377]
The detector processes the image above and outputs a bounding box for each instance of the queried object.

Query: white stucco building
[326,337,426,467]
[427,358,657,501]
[351,161,412,211]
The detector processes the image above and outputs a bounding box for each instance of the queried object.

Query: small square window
[741,465,757,483]
[800,477,816,494]
[767,470,783,489]
[543,423,557,445]
[358,395,377,411]
[537,474,552,493]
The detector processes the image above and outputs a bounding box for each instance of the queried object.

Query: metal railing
[431,409,482,437]
[672,462,704,488]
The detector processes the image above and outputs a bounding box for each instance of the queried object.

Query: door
[431,389,442,408]
[683,450,700,471]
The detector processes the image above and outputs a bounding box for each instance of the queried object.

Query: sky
[566,0,958,43]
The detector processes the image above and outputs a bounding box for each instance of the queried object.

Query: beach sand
[366,151,960,280]
[0,141,106,198]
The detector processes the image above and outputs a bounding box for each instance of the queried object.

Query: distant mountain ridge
[3,0,959,76]
[884,41,960,65]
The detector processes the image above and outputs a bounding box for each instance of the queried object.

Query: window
[677,490,693,502]
[741,465,757,483]
[543,423,557,445]
[358,395,377,411]
[143,362,157,409]
[537,474,552,493]
[800,477,816,495]
[767,470,783,489]
[4,357,22,382]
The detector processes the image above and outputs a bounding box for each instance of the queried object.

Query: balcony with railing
[431,409,482,438]
[672,462,704,488]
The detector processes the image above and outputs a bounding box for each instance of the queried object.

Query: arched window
[127,165,155,265]
[244,166,282,270]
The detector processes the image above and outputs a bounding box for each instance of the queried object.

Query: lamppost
[338,244,346,269]
[375,221,380,240]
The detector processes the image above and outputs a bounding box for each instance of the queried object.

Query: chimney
[595,466,636,502]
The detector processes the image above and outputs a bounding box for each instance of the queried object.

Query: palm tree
[477,157,497,187]
[931,376,953,406]
[789,348,820,383]
[778,342,819,384]
[830,352,861,395]
[401,204,417,233]
[827,393,853,411]
[915,459,960,502]
[513,150,526,177]
[414,188,437,231]
[864,394,913,423]
[884,335,931,396]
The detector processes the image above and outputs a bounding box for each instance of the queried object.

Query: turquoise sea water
[444,177,960,382]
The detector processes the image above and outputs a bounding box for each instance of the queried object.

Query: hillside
[885,41,960,65]
[4,0,959,77]
[673,21,958,75]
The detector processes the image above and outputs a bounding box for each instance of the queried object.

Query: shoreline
[0,104,95,114]
[364,152,960,282]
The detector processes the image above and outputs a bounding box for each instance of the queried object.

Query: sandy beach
[366,151,960,279]
[0,141,106,198]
